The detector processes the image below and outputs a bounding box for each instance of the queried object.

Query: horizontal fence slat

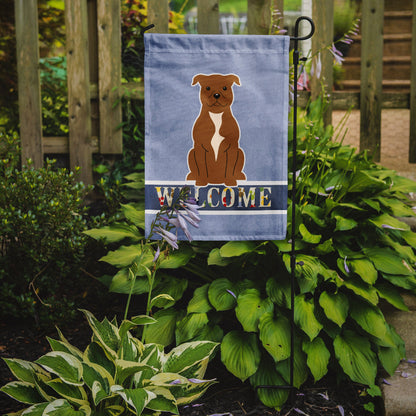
[14,0,43,168]
[43,136,99,154]
[65,0,93,184]
[97,0,122,154]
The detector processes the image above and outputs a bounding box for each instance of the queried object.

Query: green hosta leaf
[134,344,164,386]
[119,316,156,341]
[375,283,409,311]
[120,203,145,228]
[81,310,120,358]
[150,294,175,309]
[349,302,392,346]
[187,284,212,314]
[334,215,357,231]
[389,174,416,193]
[302,204,326,227]
[2,359,49,384]
[250,356,289,409]
[16,402,48,415]
[163,341,218,379]
[315,239,335,255]
[294,295,323,341]
[258,313,291,362]
[334,330,377,386]
[144,386,178,414]
[43,399,91,415]
[370,213,410,231]
[349,258,378,285]
[378,345,402,376]
[342,276,379,305]
[83,342,116,378]
[100,245,152,269]
[84,224,142,243]
[208,278,237,311]
[1,381,44,404]
[175,313,209,344]
[235,289,273,332]
[190,324,224,343]
[152,276,188,308]
[318,291,349,327]
[82,362,113,405]
[149,373,216,406]
[116,359,154,384]
[299,223,321,244]
[142,308,178,346]
[273,239,306,252]
[97,405,124,416]
[377,197,415,217]
[109,269,149,295]
[207,248,232,266]
[347,170,388,193]
[364,247,414,275]
[302,338,330,382]
[159,246,194,269]
[266,277,291,308]
[401,230,416,247]
[382,273,416,290]
[275,341,308,389]
[47,338,83,361]
[46,379,88,406]
[221,331,261,381]
[35,352,82,386]
[111,385,155,415]
[283,254,322,293]
[119,333,144,362]
[219,241,256,257]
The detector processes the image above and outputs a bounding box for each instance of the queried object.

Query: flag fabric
[144,33,289,241]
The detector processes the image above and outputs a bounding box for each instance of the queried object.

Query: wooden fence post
[148,0,169,33]
[247,0,274,35]
[97,0,122,154]
[65,0,93,184]
[360,0,384,162]
[409,0,416,163]
[311,0,334,126]
[14,0,43,168]
[197,0,219,34]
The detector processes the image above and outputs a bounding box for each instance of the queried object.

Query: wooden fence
[14,0,416,184]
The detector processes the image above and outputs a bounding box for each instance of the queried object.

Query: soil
[0,294,379,416]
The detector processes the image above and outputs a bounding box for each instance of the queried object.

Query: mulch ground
[0,314,379,416]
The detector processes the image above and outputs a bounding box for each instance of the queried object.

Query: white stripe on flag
[145,210,287,216]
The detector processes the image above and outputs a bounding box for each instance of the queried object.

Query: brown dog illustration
[186,73,246,187]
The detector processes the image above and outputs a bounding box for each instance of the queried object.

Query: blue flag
[144,33,289,240]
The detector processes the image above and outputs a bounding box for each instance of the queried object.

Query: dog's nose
[213,93,220,99]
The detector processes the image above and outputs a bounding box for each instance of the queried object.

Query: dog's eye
[206,86,210,91]
[223,86,227,90]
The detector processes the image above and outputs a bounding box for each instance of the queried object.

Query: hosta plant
[1,310,218,415]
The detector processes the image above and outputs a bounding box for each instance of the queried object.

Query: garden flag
[144,33,289,240]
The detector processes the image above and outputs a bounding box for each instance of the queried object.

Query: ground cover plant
[84,96,416,410]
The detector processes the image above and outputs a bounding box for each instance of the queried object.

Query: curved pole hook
[291,16,315,42]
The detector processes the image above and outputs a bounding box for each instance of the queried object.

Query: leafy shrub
[86,97,416,409]
[1,309,218,415]
[0,154,90,324]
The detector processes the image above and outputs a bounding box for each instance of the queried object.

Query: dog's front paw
[224,179,237,187]
[195,179,208,187]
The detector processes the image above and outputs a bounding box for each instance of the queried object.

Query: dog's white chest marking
[209,112,225,161]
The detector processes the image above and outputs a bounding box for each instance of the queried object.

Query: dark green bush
[0,137,90,324]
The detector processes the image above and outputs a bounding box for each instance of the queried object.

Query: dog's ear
[192,74,205,86]
[228,74,241,86]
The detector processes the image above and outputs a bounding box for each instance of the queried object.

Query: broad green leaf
[299,223,321,244]
[333,330,377,386]
[2,359,49,384]
[109,269,149,295]
[97,405,124,416]
[221,331,261,381]
[119,316,156,341]
[35,352,83,386]
[46,379,88,406]
[250,356,289,409]
[82,362,113,406]
[207,248,232,266]
[369,213,410,231]
[100,245,153,269]
[401,230,416,247]
[81,310,120,358]
[377,197,415,217]
[84,224,141,243]
[266,277,291,308]
[187,284,212,314]
[389,174,416,193]
[375,283,409,311]
[302,204,326,227]
[43,399,91,415]
[159,246,194,269]
[294,295,323,341]
[190,324,224,343]
[382,273,416,290]
[119,333,144,362]
[1,381,44,404]
[235,289,273,332]
[283,254,322,293]
[208,278,237,311]
[163,341,218,379]
[273,239,306,252]
[144,386,178,414]
[378,345,402,376]
[362,198,380,212]
[302,338,330,382]
[115,359,154,384]
[150,294,175,309]
[258,313,291,362]
[110,385,155,415]
[342,276,379,305]
[219,241,256,257]
[334,215,357,231]
[120,204,145,228]
[364,247,414,275]
[349,302,392,346]
[275,341,308,389]
[318,291,349,327]
[143,308,178,346]
[151,276,188,308]
[83,342,116,378]
[315,239,335,255]
[47,338,83,360]
[349,258,378,285]
[175,313,209,344]
[19,402,48,415]
[347,170,388,193]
